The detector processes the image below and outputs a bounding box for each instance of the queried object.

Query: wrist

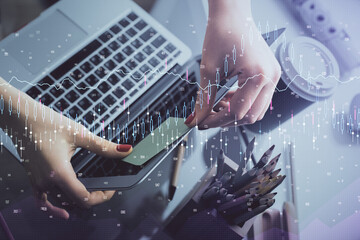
[208,0,252,19]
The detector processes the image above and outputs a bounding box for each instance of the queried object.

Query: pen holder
[165,155,258,239]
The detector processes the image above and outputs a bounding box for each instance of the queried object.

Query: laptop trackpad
[5,10,87,74]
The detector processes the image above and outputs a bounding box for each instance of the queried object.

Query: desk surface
[1,0,360,239]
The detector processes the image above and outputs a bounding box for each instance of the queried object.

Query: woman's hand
[186,0,281,128]
[0,77,132,219]
[21,104,132,219]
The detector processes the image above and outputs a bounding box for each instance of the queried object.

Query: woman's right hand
[0,77,133,219]
[20,101,132,219]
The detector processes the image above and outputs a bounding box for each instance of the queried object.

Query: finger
[58,174,115,209]
[39,193,70,219]
[213,90,236,112]
[258,87,274,120]
[198,74,267,129]
[213,101,228,112]
[186,63,240,127]
[237,83,273,125]
[220,84,274,127]
[75,130,132,158]
[32,189,69,220]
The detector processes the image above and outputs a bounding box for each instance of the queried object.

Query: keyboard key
[61,77,73,89]
[38,77,54,91]
[103,114,110,122]
[108,40,120,51]
[174,50,181,57]
[117,66,128,77]
[65,90,80,102]
[84,111,98,125]
[50,40,101,80]
[126,28,137,37]
[134,52,146,63]
[140,28,157,42]
[113,87,126,98]
[110,106,120,114]
[130,89,138,97]
[131,39,143,48]
[85,74,99,86]
[117,34,129,44]
[50,87,64,98]
[95,103,107,116]
[98,82,111,93]
[135,20,147,30]
[119,18,130,27]
[165,43,176,53]
[80,61,94,73]
[126,60,137,70]
[103,95,116,107]
[90,54,103,65]
[148,73,156,81]
[114,52,125,63]
[122,46,134,56]
[99,31,113,43]
[132,71,142,82]
[110,24,121,34]
[104,60,117,71]
[157,50,168,60]
[55,98,70,112]
[88,89,102,101]
[95,67,108,78]
[99,47,112,59]
[108,74,120,85]
[140,64,150,73]
[39,93,54,106]
[127,12,138,21]
[70,69,84,81]
[143,45,154,55]
[149,57,160,67]
[76,82,89,94]
[122,79,135,90]
[151,35,166,48]
[78,97,92,110]
[69,106,83,119]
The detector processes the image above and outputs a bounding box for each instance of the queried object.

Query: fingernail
[116,144,132,152]
[185,112,196,125]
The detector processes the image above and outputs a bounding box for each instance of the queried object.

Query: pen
[168,135,188,201]
[216,149,225,179]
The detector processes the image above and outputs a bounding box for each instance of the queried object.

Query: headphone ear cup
[282,201,299,240]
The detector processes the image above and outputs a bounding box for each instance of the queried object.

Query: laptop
[0,0,195,189]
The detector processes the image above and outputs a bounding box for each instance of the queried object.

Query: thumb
[75,131,132,158]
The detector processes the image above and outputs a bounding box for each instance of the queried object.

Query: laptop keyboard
[77,71,198,178]
[26,11,182,131]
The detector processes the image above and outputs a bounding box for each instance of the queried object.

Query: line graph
[0,65,358,96]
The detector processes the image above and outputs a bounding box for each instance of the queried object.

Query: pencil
[168,136,188,201]
[232,200,275,225]
[233,167,257,189]
[202,186,220,201]
[254,145,275,169]
[264,153,281,173]
[217,194,253,212]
